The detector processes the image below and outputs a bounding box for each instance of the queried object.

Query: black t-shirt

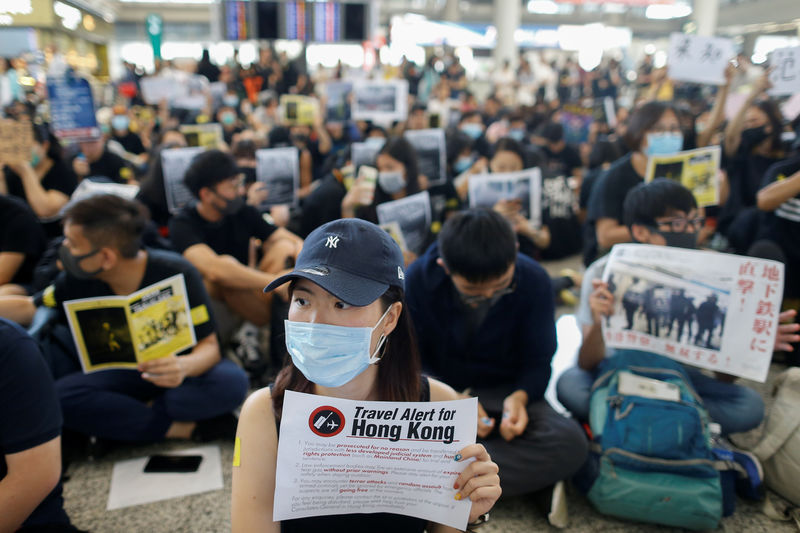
[4,160,78,239]
[34,249,216,342]
[540,172,582,260]
[299,174,346,238]
[719,144,783,235]
[543,144,583,177]
[169,204,277,264]
[760,155,800,262]
[77,148,133,184]
[596,153,642,225]
[0,195,47,285]
[0,318,68,527]
[113,131,146,155]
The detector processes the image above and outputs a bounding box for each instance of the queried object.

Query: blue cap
[264,218,405,306]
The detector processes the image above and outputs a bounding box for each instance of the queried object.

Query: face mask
[223,95,239,108]
[30,147,41,167]
[741,125,769,150]
[284,306,391,388]
[644,132,683,156]
[656,230,697,249]
[378,171,406,194]
[213,192,245,216]
[111,115,129,132]
[453,156,474,174]
[509,129,526,142]
[58,245,103,279]
[460,123,483,140]
[291,133,309,145]
[364,137,385,148]
[221,112,236,126]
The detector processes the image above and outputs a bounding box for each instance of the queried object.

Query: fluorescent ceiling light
[645,3,692,19]
[527,0,559,15]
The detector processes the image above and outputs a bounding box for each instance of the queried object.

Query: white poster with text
[667,33,735,86]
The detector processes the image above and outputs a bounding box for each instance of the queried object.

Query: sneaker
[192,413,239,442]
[532,481,569,528]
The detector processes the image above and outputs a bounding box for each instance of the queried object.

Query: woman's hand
[452,443,501,523]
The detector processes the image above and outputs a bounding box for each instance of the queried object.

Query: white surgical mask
[378,171,406,194]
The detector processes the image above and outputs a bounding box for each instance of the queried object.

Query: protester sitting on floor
[557,179,800,436]
[405,208,588,515]
[232,218,501,532]
[0,195,47,297]
[0,194,248,444]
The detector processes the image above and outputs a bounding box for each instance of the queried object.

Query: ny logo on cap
[398,266,405,280]
[325,236,340,249]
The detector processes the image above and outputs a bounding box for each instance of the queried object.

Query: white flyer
[161,146,205,213]
[255,147,300,207]
[667,33,735,86]
[769,46,800,96]
[404,128,448,186]
[376,190,432,255]
[601,244,784,383]
[351,79,409,123]
[468,168,543,229]
[274,390,477,530]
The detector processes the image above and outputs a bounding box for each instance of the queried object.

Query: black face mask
[58,245,103,279]
[656,230,698,249]
[740,125,769,150]
[213,192,245,216]
[291,134,309,145]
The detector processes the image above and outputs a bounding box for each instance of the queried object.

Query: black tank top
[279,377,431,533]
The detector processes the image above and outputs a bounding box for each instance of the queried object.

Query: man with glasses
[405,208,588,511]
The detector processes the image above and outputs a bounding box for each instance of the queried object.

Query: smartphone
[143,454,203,474]
[286,101,298,121]
[429,113,440,129]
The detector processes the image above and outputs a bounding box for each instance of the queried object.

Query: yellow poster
[64,275,197,373]
[280,95,318,126]
[645,146,721,207]
[179,123,223,149]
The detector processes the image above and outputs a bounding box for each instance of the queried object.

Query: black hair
[753,100,785,153]
[438,208,517,283]
[492,137,527,168]
[183,149,239,198]
[541,122,564,143]
[33,123,63,162]
[446,129,474,165]
[268,126,292,148]
[459,110,483,123]
[410,102,427,114]
[63,194,146,258]
[624,101,679,152]
[588,138,624,170]
[623,178,698,229]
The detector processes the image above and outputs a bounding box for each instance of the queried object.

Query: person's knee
[724,387,765,435]
[555,367,592,421]
[204,360,249,409]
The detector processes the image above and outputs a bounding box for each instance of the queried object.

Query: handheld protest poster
[325,81,353,122]
[64,274,197,373]
[180,124,224,149]
[273,390,477,530]
[351,79,409,123]
[667,33,735,86]
[379,222,409,253]
[768,47,800,97]
[645,146,721,207]
[172,74,210,110]
[0,119,33,164]
[255,147,300,207]
[161,147,205,214]
[351,141,384,171]
[62,180,140,215]
[404,129,447,187]
[376,191,432,255]
[140,76,184,105]
[560,104,594,145]
[47,73,101,141]
[468,168,543,228]
[280,95,318,126]
[601,244,784,383]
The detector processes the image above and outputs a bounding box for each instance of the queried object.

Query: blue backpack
[584,350,730,530]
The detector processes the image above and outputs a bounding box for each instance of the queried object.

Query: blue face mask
[223,95,239,108]
[378,171,406,194]
[364,137,385,148]
[111,115,129,132]
[509,129,526,142]
[644,132,683,156]
[453,155,474,174]
[284,306,391,388]
[460,123,483,140]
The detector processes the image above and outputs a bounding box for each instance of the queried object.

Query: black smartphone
[429,113,440,129]
[286,101,298,121]
[143,454,203,473]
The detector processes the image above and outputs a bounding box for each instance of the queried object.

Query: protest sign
[667,33,735,86]
[645,146,721,207]
[64,274,197,373]
[601,244,784,383]
[274,390,477,530]
[559,104,593,145]
[352,80,409,123]
[351,140,384,171]
[376,191,432,255]
[255,147,300,207]
[63,179,140,215]
[379,222,408,253]
[404,129,447,186]
[0,119,33,163]
[161,147,205,214]
[280,95,319,126]
[325,81,352,122]
[46,74,100,141]
[180,124,224,149]
[468,168,543,228]
[140,76,182,104]
[768,46,800,96]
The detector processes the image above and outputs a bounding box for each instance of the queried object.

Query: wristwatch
[466,513,490,531]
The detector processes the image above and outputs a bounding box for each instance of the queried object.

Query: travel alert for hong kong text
[350,406,457,444]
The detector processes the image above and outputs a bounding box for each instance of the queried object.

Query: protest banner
[273,390,477,530]
[468,168,543,229]
[64,274,197,373]
[280,95,319,126]
[47,73,100,141]
[768,46,800,97]
[667,33,735,86]
[352,80,409,123]
[0,119,33,163]
[180,124,224,149]
[255,147,300,207]
[559,104,593,145]
[325,81,352,122]
[161,147,205,214]
[601,244,784,383]
[351,140,384,171]
[376,191,432,255]
[645,146,721,207]
[404,129,447,186]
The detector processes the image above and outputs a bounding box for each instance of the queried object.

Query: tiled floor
[62,255,799,532]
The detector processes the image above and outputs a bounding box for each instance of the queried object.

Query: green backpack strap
[752,368,800,462]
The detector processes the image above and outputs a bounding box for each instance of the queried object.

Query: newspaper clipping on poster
[180,124,224,149]
[601,244,784,383]
[468,169,543,229]
[64,275,197,373]
[376,191,432,255]
[162,147,205,213]
[404,129,447,186]
[667,33,735,86]
[351,80,409,123]
[273,390,477,530]
[0,119,33,163]
[644,146,721,207]
[255,147,300,207]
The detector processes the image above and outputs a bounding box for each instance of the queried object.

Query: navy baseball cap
[264,218,405,306]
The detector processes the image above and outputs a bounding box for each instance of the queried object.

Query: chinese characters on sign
[667,33,735,86]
